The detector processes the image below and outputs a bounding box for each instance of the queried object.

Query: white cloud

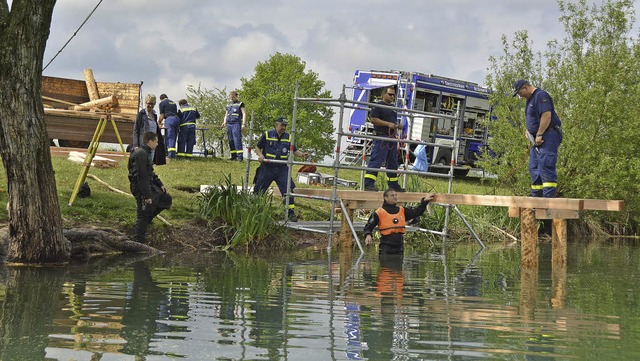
[42,0,640,107]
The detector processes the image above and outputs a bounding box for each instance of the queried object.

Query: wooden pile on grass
[67,151,118,169]
[42,68,139,121]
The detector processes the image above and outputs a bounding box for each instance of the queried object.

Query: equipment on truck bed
[344,70,493,177]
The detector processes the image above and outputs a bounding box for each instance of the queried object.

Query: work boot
[364,184,379,192]
[288,212,298,222]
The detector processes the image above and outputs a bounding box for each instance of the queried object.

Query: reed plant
[197,175,284,250]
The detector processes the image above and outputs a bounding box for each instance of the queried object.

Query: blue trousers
[529,128,562,197]
[164,116,180,159]
[226,123,243,160]
[364,139,400,187]
[254,165,295,213]
[177,125,196,156]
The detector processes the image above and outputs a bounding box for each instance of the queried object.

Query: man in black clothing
[364,188,433,254]
[128,132,172,243]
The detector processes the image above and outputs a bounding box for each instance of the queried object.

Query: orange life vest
[375,207,406,236]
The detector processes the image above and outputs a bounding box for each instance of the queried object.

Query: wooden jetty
[294,188,624,268]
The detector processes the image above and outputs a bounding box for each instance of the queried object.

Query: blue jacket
[257,129,297,161]
[179,103,200,126]
[225,101,244,124]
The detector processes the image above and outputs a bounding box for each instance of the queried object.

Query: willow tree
[186,84,229,157]
[482,0,640,234]
[240,52,335,160]
[0,0,70,263]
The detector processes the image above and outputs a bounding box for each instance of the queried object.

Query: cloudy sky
[41,0,639,103]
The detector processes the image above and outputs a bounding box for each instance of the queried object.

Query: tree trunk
[0,1,70,263]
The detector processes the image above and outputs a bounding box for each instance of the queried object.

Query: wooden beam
[508,207,521,218]
[535,209,579,219]
[73,95,118,110]
[293,188,623,212]
[42,95,81,108]
[583,199,624,211]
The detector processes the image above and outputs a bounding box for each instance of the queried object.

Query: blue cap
[276,116,288,125]
[512,79,527,97]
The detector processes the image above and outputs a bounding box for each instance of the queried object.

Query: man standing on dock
[512,80,563,198]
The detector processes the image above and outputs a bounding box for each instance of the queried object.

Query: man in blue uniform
[254,116,308,222]
[513,79,563,198]
[364,86,405,192]
[177,99,200,158]
[222,90,247,161]
[158,94,181,162]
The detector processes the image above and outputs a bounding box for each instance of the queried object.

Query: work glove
[420,194,434,206]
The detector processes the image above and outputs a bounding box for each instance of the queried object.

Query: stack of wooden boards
[42,68,140,144]
[67,151,119,169]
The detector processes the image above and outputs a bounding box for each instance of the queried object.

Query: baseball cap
[512,79,527,97]
[276,116,288,125]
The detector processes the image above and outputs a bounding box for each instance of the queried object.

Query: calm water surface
[0,242,638,360]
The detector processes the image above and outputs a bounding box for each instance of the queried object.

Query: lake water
[0,241,638,360]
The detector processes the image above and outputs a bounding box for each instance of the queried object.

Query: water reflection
[0,243,636,360]
[0,267,67,360]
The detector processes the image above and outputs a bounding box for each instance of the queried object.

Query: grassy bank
[0,152,517,248]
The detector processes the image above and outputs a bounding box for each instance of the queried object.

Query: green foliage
[482,0,640,234]
[240,52,335,160]
[197,175,284,250]
[186,84,229,157]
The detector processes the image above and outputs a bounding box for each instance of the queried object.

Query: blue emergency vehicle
[345,70,492,176]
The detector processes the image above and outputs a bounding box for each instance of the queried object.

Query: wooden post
[339,244,353,285]
[552,219,567,267]
[519,266,538,320]
[551,219,567,309]
[551,260,567,309]
[83,68,100,101]
[520,208,538,268]
[340,207,354,250]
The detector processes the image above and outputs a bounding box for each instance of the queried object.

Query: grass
[0,152,519,247]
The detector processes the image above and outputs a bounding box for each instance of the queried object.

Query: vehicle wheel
[58,139,91,148]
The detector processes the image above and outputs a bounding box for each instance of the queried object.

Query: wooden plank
[535,209,579,219]
[508,207,521,218]
[50,146,127,159]
[42,95,81,108]
[582,199,624,211]
[293,188,623,212]
[73,95,118,110]
[294,189,585,210]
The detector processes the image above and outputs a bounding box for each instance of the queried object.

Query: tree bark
[0,226,163,260]
[0,1,70,263]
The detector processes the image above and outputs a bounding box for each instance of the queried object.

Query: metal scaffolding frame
[244,84,485,252]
